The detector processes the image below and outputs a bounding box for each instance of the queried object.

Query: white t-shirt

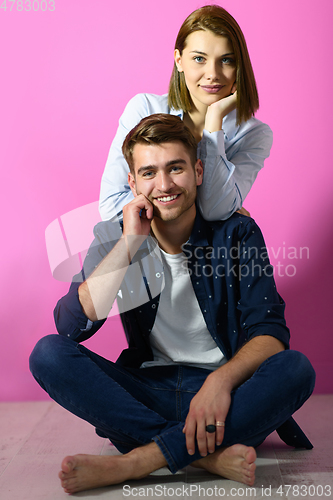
[141,249,226,371]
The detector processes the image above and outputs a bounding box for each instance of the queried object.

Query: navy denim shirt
[54,211,290,368]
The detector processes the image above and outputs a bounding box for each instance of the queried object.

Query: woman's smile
[200,85,225,94]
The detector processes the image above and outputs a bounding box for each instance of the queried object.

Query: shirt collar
[169,105,183,119]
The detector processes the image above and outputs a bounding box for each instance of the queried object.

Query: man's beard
[150,188,196,222]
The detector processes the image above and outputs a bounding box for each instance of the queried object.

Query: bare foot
[191,444,256,486]
[58,443,167,494]
[59,454,130,494]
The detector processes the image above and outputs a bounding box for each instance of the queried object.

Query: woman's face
[175,30,237,111]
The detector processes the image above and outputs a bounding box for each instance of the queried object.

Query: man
[30,114,315,494]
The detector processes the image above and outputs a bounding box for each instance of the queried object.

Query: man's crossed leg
[30,334,315,494]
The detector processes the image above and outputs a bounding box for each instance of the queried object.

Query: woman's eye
[193,56,205,63]
[222,57,235,65]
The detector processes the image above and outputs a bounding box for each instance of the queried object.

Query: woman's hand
[237,206,251,217]
[204,87,237,133]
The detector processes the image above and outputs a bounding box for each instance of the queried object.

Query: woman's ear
[128,172,137,196]
[174,49,183,72]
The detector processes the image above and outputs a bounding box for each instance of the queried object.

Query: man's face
[128,141,203,222]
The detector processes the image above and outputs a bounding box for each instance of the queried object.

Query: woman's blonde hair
[168,5,259,124]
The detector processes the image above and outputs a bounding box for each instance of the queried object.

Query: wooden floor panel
[0,395,332,499]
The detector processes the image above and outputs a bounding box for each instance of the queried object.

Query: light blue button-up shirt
[99,93,273,222]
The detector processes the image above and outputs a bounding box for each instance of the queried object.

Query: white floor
[0,395,332,499]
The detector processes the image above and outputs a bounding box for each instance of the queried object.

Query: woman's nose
[205,60,220,81]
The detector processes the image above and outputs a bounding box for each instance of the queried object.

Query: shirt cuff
[80,319,94,332]
[202,129,226,157]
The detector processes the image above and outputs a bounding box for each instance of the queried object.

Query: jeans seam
[176,367,183,421]
[153,435,178,474]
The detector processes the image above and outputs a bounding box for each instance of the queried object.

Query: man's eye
[142,171,154,178]
[171,166,182,173]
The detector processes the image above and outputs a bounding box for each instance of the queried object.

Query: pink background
[0,0,332,401]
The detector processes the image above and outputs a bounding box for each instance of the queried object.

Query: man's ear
[128,172,137,196]
[195,159,203,186]
[174,49,183,72]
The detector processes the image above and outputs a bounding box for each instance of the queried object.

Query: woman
[99,5,272,221]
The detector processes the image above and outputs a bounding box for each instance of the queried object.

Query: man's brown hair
[122,113,198,173]
[168,4,259,124]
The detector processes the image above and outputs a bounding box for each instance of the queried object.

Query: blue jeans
[29,335,315,473]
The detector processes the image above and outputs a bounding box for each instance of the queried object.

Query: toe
[244,461,256,473]
[245,447,256,464]
[60,478,68,490]
[61,455,75,473]
[61,477,77,494]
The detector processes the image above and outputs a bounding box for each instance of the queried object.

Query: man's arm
[78,237,133,322]
[79,194,153,321]
[184,217,289,457]
[183,335,284,457]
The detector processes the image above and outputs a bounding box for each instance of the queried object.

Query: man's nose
[156,172,175,192]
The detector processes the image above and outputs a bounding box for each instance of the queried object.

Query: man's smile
[154,194,181,203]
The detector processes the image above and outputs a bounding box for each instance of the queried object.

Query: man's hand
[122,194,154,261]
[204,88,237,133]
[79,195,154,322]
[183,336,285,457]
[122,194,154,238]
[183,370,232,457]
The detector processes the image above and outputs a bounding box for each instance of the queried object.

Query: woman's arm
[197,115,273,221]
[99,94,272,222]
